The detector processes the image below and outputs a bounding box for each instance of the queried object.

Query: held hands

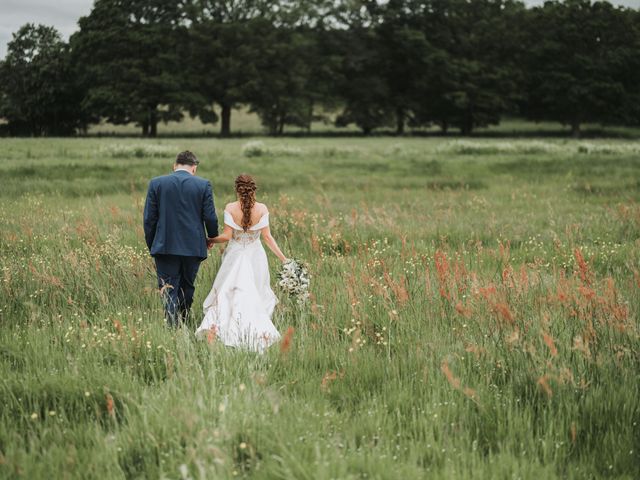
[207,232,286,260]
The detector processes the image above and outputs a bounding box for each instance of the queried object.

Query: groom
[143,151,219,328]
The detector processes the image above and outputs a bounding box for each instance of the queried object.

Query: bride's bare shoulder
[225,201,240,212]
[255,202,269,214]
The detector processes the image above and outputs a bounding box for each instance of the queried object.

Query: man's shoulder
[149,174,172,185]
[150,173,208,182]
[149,173,211,189]
[193,175,211,186]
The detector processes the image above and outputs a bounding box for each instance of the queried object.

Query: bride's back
[225,201,268,230]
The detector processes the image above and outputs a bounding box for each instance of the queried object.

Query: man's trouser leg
[154,255,182,328]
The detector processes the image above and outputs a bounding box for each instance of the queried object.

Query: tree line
[1,0,639,137]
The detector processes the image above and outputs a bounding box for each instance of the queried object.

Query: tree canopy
[1,0,639,137]
[0,24,85,135]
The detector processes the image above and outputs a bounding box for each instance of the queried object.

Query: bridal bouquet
[277,258,310,304]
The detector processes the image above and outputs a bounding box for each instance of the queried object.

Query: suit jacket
[143,170,218,260]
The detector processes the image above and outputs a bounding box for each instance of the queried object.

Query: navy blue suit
[143,170,218,327]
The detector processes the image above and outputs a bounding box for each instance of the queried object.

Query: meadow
[0,136,638,479]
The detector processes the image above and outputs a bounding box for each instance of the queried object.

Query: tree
[333,3,395,135]
[242,1,340,135]
[617,8,640,127]
[522,0,640,137]
[186,0,273,136]
[334,28,395,134]
[71,0,191,136]
[375,0,436,134]
[409,0,525,135]
[244,22,319,135]
[0,24,84,136]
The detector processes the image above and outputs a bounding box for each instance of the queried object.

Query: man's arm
[143,180,158,250]
[203,181,219,238]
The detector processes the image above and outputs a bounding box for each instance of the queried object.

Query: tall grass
[0,137,638,479]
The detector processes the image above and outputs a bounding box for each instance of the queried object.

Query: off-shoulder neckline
[224,210,269,231]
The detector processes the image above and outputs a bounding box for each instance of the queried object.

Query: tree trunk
[278,114,285,135]
[307,100,313,134]
[220,103,231,137]
[149,109,158,137]
[396,107,405,135]
[269,119,278,136]
[461,114,473,136]
[142,120,149,137]
[571,120,581,138]
[441,120,449,134]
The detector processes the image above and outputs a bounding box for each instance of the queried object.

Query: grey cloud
[0,0,93,56]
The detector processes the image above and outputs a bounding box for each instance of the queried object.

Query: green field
[0,137,638,479]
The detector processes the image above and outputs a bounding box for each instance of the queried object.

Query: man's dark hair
[176,151,199,166]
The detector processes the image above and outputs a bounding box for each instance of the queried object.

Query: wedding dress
[195,211,280,352]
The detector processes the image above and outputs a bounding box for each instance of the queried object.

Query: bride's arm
[261,225,287,263]
[209,224,233,245]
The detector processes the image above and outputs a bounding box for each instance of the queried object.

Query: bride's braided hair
[235,174,257,231]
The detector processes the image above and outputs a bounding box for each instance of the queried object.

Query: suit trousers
[154,254,201,327]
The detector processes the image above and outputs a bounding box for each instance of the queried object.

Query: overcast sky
[1,0,639,57]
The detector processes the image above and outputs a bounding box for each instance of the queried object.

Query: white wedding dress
[195,211,281,353]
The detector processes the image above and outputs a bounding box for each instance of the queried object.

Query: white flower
[242,140,266,157]
[277,258,310,304]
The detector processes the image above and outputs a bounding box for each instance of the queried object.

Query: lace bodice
[224,211,269,246]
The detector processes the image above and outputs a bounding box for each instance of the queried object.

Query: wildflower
[106,393,115,418]
[441,360,479,404]
[455,302,472,318]
[537,375,553,398]
[206,326,217,345]
[574,248,591,284]
[505,329,520,347]
[542,332,558,357]
[434,250,451,300]
[280,326,295,354]
[441,361,461,389]
[321,370,344,391]
[494,303,514,324]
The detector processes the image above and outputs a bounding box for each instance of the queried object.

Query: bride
[195,174,287,353]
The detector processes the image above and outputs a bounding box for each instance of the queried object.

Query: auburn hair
[235,174,257,231]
